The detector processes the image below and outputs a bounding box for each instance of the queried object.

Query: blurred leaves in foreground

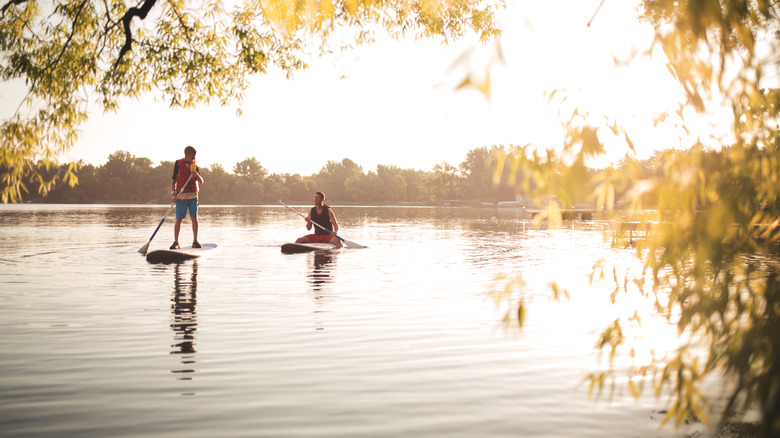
[491,1,780,436]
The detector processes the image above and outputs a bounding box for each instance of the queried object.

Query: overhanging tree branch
[0,0,29,18]
[114,0,157,69]
[45,0,89,77]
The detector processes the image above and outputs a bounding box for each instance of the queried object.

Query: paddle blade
[342,239,366,249]
[138,241,150,255]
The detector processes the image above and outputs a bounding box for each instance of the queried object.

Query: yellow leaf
[628,379,639,398]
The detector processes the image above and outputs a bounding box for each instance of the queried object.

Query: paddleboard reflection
[309,251,337,331]
[171,261,198,392]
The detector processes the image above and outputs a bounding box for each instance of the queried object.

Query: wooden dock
[522,208,596,221]
[610,221,652,245]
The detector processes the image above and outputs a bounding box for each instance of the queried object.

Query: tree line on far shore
[9,145,678,206]
[4,146,519,205]
[14,147,514,204]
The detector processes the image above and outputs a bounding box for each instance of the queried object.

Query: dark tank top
[310,205,332,235]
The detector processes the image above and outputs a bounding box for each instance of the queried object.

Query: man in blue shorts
[171,146,204,249]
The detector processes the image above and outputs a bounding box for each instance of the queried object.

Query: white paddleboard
[281,242,339,254]
[146,243,218,263]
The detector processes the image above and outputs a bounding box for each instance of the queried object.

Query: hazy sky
[46,1,691,175]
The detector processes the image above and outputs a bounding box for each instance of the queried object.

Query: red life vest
[175,159,198,193]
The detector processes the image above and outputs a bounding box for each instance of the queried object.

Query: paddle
[138,170,195,255]
[278,199,366,249]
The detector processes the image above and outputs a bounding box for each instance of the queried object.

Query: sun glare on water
[494,227,691,394]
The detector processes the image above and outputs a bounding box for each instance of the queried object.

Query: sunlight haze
[59,1,686,174]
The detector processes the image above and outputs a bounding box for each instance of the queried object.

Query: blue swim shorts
[175,198,198,219]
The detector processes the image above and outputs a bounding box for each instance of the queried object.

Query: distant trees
[99,151,155,202]
[460,146,518,203]
[284,173,315,202]
[431,162,463,201]
[198,164,234,204]
[317,158,364,202]
[15,146,571,205]
[233,157,268,204]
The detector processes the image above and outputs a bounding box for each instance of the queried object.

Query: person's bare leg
[330,236,343,247]
[295,236,312,243]
[174,219,183,243]
[191,216,199,244]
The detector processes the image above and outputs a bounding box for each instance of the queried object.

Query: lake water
[0,204,708,437]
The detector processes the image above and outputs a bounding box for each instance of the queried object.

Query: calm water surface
[0,205,706,437]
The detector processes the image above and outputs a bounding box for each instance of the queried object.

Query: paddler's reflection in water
[309,251,337,331]
[171,261,198,387]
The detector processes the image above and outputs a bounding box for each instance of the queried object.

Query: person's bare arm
[329,209,339,235]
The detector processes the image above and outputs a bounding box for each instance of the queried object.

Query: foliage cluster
[0,0,502,203]
[489,1,780,436]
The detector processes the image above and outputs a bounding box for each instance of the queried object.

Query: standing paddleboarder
[295,191,343,248]
[171,146,204,249]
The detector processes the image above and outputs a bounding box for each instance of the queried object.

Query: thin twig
[587,0,606,27]
[44,0,90,76]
